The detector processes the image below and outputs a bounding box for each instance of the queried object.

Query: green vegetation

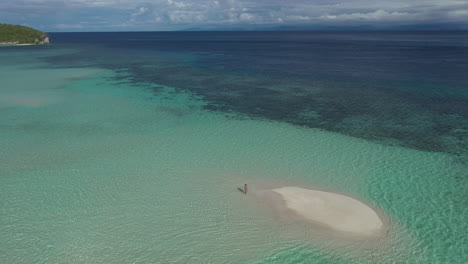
[0,24,48,45]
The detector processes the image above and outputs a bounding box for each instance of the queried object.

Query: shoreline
[0,43,45,46]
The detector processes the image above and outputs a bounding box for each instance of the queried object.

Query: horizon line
[46,29,468,33]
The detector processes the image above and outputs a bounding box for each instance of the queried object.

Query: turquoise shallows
[1,45,467,264]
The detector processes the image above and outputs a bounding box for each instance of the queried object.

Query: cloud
[133,7,150,17]
[319,9,412,22]
[1,0,468,31]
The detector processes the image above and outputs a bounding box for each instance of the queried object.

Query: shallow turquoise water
[1,47,467,263]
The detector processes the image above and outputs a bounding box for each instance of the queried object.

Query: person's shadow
[237,187,246,194]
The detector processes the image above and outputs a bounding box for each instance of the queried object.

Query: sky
[1,0,468,31]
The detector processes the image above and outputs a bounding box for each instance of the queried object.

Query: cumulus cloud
[1,0,467,31]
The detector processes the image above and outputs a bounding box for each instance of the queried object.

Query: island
[0,24,49,46]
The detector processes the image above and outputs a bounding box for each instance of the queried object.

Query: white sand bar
[272,187,384,237]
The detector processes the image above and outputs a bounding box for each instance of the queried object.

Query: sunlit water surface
[1,32,467,263]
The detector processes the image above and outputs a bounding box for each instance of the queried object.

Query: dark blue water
[45,31,468,156]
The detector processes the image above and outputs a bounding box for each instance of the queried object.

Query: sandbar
[271,186,385,237]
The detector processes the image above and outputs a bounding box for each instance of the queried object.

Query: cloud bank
[1,0,467,31]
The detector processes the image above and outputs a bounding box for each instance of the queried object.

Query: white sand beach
[271,187,385,238]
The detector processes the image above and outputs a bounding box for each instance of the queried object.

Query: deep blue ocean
[45,31,468,156]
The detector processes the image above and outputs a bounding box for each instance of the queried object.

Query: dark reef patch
[42,31,468,157]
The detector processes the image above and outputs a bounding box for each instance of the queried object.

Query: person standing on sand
[244,184,248,195]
